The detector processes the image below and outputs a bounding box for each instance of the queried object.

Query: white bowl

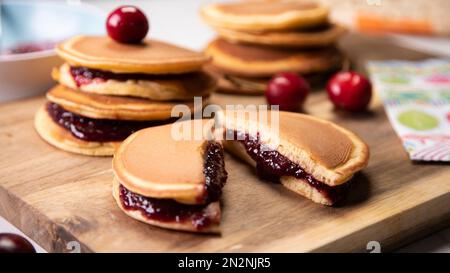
[0,1,105,103]
[0,50,62,102]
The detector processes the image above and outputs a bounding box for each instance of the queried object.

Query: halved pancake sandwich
[112,120,227,233]
[217,110,369,206]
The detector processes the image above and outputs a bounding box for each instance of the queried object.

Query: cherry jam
[233,131,350,204]
[201,141,228,203]
[119,142,227,230]
[47,102,174,142]
[70,66,206,87]
[119,184,214,230]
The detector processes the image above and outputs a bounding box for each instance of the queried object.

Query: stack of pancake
[201,0,346,95]
[34,35,215,156]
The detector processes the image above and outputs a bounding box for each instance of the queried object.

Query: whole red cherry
[326,71,372,112]
[266,72,310,112]
[106,6,149,44]
[0,233,36,253]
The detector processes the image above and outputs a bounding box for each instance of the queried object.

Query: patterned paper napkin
[367,59,450,162]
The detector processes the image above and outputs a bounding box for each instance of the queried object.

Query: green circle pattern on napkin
[398,110,439,131]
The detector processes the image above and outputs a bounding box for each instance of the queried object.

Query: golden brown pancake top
[216,1,318,16]
[56,36,209,74]
[113,120,219,200]
[222,110,354,169]
[119,124,206,186]
[278,113,353,169]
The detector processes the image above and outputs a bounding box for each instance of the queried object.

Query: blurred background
[1,0,449,102]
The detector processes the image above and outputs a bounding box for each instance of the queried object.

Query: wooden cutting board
[0,34,449,252]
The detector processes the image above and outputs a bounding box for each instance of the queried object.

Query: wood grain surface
[0,34,449,252]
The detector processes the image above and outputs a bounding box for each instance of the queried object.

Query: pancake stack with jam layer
[35,35,215,156]
[201,0,346,95]
[112,119,227,233]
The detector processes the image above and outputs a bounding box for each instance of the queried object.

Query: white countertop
[0,0,449,253]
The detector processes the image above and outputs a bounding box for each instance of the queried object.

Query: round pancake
[205,39,343,78]
[113,120,217,204]
[56,36,209,74]
[53,63,216,101]
[201,0,328,31]
[214,24,347,48]
[46,85,209,121]
[112,178,221,233]
[34,105,119,156]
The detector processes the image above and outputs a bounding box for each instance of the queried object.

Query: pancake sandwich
[218,110,369,206]
[112,120,227,233]
[52,36,215,100]
[201,0,346,95]
[35,35,215,156]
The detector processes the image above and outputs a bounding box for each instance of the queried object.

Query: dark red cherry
[106,6,149,44]
[0,233,36,253]
[326,71,372,112]
[265,72,310,112]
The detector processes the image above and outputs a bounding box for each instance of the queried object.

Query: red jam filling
[231,131,350,204]
[70,66,201,87]
[46,102,175,142]
[119,184,214,230]
[200,142,228,203]
[119,142,227,230]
